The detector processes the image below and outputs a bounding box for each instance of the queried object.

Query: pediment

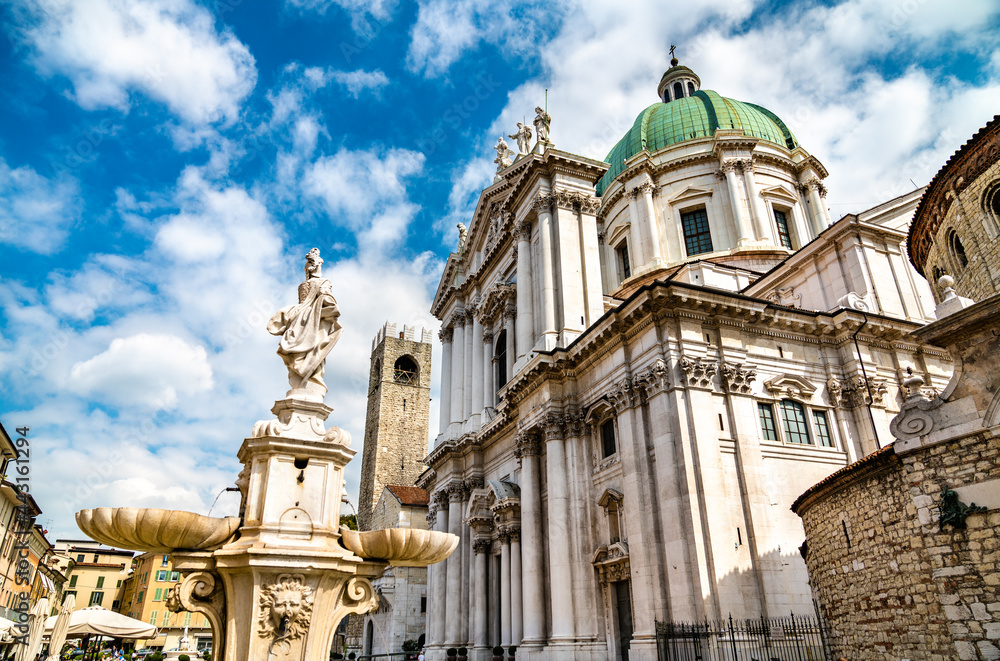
[668,186,714,205]
[764,374,818,399]
[597,488,624,509]
[606,222,631,247]
[760,186,800,204]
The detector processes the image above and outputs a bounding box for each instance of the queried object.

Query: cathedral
[416,56,953,661]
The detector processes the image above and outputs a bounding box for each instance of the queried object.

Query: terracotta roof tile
[385,485,430,507]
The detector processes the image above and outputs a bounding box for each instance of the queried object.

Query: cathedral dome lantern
[657,50,701,103]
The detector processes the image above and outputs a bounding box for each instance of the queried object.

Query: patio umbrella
[45,593,75,661]
[15,596,48,661]
[0,615,17,645]
[63,606,157,639]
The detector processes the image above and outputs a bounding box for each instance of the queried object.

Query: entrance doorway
[614,581,633,661]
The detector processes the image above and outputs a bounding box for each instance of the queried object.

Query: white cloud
[407,0,565,77]
[329,69,390,97]
[303,146,426,249]
[17,0,257,125]
[284,0,397,32]
[69,333,214,409]
[0,158,80,254]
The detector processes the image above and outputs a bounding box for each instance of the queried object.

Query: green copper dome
[596,90,798,196]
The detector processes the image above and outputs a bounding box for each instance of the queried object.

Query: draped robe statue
[267,249,343,397]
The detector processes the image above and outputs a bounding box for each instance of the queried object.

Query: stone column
[432,491,450,645]
[740,159,772,243]
[578,196,605,324]
[482,330,494,416]
[500,531,512,646]
[514,222,534,364]
[464,310,475,424]
[510,527,523,645]
[473,539,490,650]
[801,179,828,237]
[503,306,515,384]
[625,190,647,267]
[514,432,546,647]
[553,190,586,342]
[450,314,466,426]
[425,504,440,648]
[721,161,753,244]
[438,328,453,436]
[543,414,575,641]
[446,484,465,645]
[565,413,599,640]
[471,314,484,428]
[534,194,558,350]
[638,182,664,265]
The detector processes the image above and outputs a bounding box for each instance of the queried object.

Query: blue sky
[1,0,998,540]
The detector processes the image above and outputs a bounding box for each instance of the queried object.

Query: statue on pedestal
[494,136,515,174]
[533,106,551,144]
[267,248,343,397]
[508,122,532,155]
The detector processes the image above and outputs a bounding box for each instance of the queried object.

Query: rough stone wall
[925,159,1000,303]
[358,330,432,531]
[799,432,1000,660]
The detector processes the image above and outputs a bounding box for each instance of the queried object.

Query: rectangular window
[93,554,99,563]
[96,576,104,589]
[156,570,167,582]
[89,592,104,607]
[69,575,78,588]
[170,571,180,582]
[154,588,163,602]
[162,555,169,567]
[76,554,84,563]
[150,611,158,626]
[813,410,833,447]
[616,243,631,280]
[681,208,713,256]
[774,209,792,249]
[162,611,171,626]
[780,399,812,444]
[420,596,427,613]
[184,612,192,626]
[64,591,76,600]
[758,403,778,441]
[601,419,617,458]
[116,580,122,588]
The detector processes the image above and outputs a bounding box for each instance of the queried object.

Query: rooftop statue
[534,106,551,143]
[494,136,515,174]
[267,248,343,397]
[509,122,532,155]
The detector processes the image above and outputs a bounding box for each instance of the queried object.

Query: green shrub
[401,639,420,652]
[179,655,190,661]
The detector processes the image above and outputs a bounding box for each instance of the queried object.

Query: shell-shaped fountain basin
[339,526,459,567]
[76,507,240,553]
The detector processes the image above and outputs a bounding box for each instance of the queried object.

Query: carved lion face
[270,589,302,627]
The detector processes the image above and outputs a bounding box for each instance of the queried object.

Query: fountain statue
[76,249,458,661]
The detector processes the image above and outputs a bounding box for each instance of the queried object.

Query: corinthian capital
[514,430,541,457]
[721,361,757,395]
[634,359,669,397]
[516,220,533,241]
[554,189,578,210]
[439,327,453,343]
[543,412,565,440]
[679,356,718,390]
[533,193,553,214]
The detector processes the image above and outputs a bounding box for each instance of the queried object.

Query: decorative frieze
[679,357,718,390]
[722,361,757,395]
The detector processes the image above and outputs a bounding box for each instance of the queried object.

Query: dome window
[673,82,685,101]
[681,208,714,256]
[947,229,968,271]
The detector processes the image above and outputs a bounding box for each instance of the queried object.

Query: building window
[162,611,171,626]
[495,330,508,392]
[171,571,180,582]
[601,419,617,458]
[116,580,122,588]
[774,209,793,249]
[780,399,811,444]
[420,596,427,613]
[64,591,76,600]
[89,592,104,607]
[947,229,968,271]
[616,242,631,281]
[162,555,169,567]
[184,613,192,626]
[69,575,78,588]
[96,576,104,589]
[813,410,833,447]
[673,81,684,100]
[150,611,158,626]
[681,208,713,256]
[983,182,1000,234]
[758,403,778,441]
[393,355,419,385]
[156,570,167,582]
[154,588,163,601]
[76,554,84,563]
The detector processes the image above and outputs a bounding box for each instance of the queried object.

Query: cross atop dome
[658,46,700,103]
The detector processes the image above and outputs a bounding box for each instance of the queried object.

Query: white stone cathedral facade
[418,59,952,661]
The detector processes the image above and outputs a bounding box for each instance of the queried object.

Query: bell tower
[357,322,433,531]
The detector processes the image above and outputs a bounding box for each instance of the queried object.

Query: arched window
[495,330,508,391]
[687,81,695,96]
[779,399,811,444]
[983,182,1000,234]
[364,620,374,655]
[673,81,684,101]
[947,229,968,271]
[393,355,418,385]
